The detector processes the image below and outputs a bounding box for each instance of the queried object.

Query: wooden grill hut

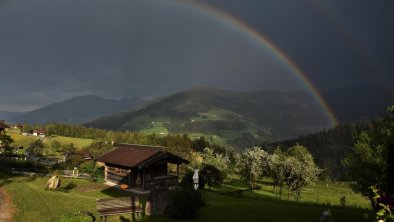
[97,143,189,191]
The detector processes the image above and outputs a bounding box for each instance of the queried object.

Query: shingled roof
[97,143,189,169]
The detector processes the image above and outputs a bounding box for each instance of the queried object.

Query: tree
[51,140,61,151]
[343,132,387,199]
[199,164,224,189]
[283,145,320,199]
[200,147,230,179]
[342,107,394,201]
[235,147,268,188]
[267,148,286,192]
[61,143,76,153]
[0,131,14,155]
[387,105,394,195]
[0,130,15,168]
[26,139,45,157]
[85,141,113,159]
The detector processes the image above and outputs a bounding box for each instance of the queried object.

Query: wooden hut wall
[105,164,131,185]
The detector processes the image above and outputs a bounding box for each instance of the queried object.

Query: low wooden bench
[96,196,143,222]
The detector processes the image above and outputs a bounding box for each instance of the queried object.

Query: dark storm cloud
[200,0,394,90]
[0,0,304,111]
[1,0,392,111]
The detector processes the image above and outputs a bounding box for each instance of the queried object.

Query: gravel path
[0,188,14,222]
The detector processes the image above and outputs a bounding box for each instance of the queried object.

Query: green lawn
[0,171,373,222]
[6,129,93,158]
[43,135,93,148]
[221,176,371,209]
[0,171,133,222]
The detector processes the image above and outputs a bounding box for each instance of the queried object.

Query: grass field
[221,176,371,209]
[0,170,373,222]
[6,129,93,157]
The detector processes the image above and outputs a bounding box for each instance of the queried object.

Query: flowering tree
[200,147,230,178]
[282,144,320,199]
[235,147,268,188]
[267,150,286,192]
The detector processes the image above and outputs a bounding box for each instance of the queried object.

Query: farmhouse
[32,129,46,137]
[97,143,189,191]
[0,120,9,132]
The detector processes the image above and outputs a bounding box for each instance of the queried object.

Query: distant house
[97,143,189,191]
[0,120,9,132]
[32,129,46,137]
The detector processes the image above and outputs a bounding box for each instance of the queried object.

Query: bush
[168,173,206,219]
[339,196,346,207]
[79,161,96,174]
[167,186,206,219]
[65,155,84,169]
[199,164,223,189]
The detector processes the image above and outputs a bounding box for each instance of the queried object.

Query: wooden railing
[143,175,178,189]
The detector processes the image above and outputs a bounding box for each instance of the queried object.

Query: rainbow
[173,0,338,126]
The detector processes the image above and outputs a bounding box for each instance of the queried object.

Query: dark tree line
[26,123,228,154]
[267,120,382,180]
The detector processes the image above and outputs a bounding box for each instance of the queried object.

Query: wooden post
[104,165,108,182]
[128,169,131,187]
[142,169,145,191]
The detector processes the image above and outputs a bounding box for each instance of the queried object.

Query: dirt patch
[78,184,110,192]
[0,187,15,222]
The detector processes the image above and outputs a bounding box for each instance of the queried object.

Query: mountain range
[3,86,393,148]
[9,95,145,125]
[86,86,394,147]
[0,110,26,122]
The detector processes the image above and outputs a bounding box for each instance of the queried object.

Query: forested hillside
[269,115,392,179]
[87,87,333,147]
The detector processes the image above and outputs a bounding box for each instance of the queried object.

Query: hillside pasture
[6,129,93,158]
[0,170,373,222]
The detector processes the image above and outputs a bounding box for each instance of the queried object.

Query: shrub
[199,164,223,189]
[167,186,206,219]
[79,161,96,174]
[340,196,346,207]
[66,155,84,169]
[168,173,206,219]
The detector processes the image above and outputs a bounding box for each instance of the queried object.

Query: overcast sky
[0,0,393,111]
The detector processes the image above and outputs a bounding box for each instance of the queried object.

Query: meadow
[7,128,93,157]
[0,170,373,222]
[1,129,374,221]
